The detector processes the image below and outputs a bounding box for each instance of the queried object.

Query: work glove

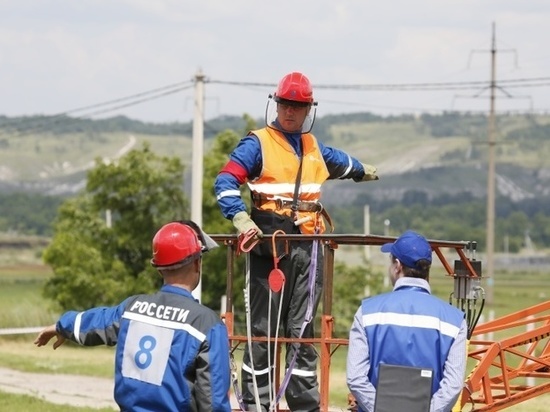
[232,211,263,238]
[361,163,379,182]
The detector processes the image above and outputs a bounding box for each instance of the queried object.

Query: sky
[1,0,550,124]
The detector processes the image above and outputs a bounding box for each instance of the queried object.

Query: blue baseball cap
[381,230,432,268]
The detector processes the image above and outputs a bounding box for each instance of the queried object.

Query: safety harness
[236,141,324,410]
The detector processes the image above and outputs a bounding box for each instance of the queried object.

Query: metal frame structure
[461,301,550,411]
[209,233,550,411]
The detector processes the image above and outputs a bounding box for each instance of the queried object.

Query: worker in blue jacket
[347,230,467,412]
[215,71,379,411]
[35,220,232,412]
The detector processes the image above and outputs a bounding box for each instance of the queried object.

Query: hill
[1,112,549,204]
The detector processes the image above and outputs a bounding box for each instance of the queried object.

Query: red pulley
[268,268,285,293]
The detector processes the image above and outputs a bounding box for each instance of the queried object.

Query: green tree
[201,114,256,322]
[201,129,244,310]
[330,261,383,337]
[43,143,188,310]
[499,211,531,253]
[0,192,63,236]
[532,212,550,246]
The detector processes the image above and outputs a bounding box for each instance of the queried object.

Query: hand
[34,324,66,350]
[361,163,379,182]
[232,211,263,239]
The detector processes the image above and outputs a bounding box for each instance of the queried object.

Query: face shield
[179,220,219,253]
[265,94,318,134]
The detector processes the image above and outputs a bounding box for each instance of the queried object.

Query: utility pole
[363,204,371,261]
[455,23,521,305]
[191,69,205,301]
[486,23,497,305]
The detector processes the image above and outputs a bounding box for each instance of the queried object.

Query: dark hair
[391,255,431,279]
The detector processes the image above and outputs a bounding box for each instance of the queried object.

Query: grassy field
[0,132,194,181]
[0,261,58,329]
[1,250,549,411]
[0,391,116,412]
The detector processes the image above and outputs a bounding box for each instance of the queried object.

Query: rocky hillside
[1,112,549,204]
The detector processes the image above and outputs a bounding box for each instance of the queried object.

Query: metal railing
[209,233,481,411]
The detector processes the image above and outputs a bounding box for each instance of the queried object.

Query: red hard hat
[274,72,313,106]
[151,222,202,268]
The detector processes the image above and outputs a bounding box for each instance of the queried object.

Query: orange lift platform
[460,300,550,411]
[210,233,550,411]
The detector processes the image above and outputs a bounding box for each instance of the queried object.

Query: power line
[1,84,193,137]
[494,82,550,88]
[69,85,193,118]
[497,77,550,83]
[0,81,192,128]
[3,75,550,137]
[209,77,550,91]
[56,80,193,117]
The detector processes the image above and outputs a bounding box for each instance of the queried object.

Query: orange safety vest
[247,127,329,234]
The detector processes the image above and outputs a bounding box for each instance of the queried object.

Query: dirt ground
[0,367,259,410]
[0,367,117,409]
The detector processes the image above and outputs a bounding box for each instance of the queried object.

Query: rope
[268,230,286,406]
[244,251,262,411]
[269,234,319,410]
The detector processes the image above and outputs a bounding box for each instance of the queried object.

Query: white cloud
[0,0,549,122]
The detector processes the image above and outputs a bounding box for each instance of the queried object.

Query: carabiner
[268,230,286,293]
[238,228,260,254]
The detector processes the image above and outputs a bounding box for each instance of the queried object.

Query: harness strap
[252,197,335,232]
[252,197,323,213]
[320,208,335,233]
